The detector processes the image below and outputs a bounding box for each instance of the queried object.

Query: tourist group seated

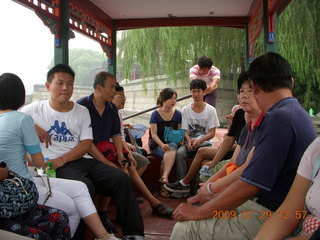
[1,53,320,240]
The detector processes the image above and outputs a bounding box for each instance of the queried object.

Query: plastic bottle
[309,108,314,117]
[46,161,56,178]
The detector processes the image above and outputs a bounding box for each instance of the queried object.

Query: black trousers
[57,157,144,236]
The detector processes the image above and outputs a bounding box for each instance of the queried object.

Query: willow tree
[117,0,320,111]
[278,0,320,112]
[118,26,245,86]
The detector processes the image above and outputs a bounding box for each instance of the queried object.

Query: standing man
[22,65,144,240]
[189,56,220,107]
[170,52,317,240]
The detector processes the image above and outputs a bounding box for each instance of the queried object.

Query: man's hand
[187,139,194,151]
[48,157,65,169]
[172,203,202,221]
[128,154,137,168]
[187,182,216,205]
[190,138,202,150]
[127,143,137,152]
[35,125,51,148]
[117,154,127,169]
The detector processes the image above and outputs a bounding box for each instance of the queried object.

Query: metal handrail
[123,94,191,120]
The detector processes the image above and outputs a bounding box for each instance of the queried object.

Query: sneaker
[164,181,190,193]
[170,192,190,199]
[152,203,174,218]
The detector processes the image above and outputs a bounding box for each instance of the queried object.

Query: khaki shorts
[131,151,150,169]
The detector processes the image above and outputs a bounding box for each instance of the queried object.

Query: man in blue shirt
[77,72,145,240]
[170,52,317,240]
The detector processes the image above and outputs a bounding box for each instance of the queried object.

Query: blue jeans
[150,143,179,160]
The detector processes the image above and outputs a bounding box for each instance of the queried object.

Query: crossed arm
[173,179,259,221]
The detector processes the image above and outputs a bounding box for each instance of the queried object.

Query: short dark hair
[0,73,25,110]
[115,82,124,92]
[47,64,75,83]
[198,56,213,69]
[237,71,250,93]
[93,72,115,89]
[248,52,294,93]
[157,88,177,106]
[190,79,207,91]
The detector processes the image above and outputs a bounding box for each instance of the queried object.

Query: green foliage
[278,0,320,113]
[118,26,245,87]
[48,49,107,87]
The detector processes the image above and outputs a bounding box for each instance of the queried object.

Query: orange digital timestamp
[212,210,307,220]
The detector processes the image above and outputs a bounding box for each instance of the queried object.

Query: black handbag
[0,171,38,219]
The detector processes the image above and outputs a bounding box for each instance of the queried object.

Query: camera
[121,159,131,167]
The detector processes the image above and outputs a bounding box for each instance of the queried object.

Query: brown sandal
[159,184,170,198]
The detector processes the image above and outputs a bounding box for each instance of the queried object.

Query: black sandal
[152,203,174,218]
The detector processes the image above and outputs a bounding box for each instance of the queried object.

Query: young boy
[174,79,220,195]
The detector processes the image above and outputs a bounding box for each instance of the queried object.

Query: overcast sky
[0,0,103,94]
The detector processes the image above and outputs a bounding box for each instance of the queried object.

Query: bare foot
[159,176,168,184]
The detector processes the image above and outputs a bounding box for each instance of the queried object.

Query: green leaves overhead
[278,0,320,111]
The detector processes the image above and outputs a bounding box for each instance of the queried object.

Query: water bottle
[309,108,314,117]
[46,161,56,178]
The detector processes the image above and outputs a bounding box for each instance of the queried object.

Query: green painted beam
[54,0,69,65]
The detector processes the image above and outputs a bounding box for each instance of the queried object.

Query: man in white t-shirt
[174,79,220,192]
[189,56,220,107]
[22,64,144,240]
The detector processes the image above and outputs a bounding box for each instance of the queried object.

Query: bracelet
[94,232,108,240]
[206,182,214,195]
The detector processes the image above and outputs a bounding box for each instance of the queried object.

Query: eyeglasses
[114,95,126,99]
